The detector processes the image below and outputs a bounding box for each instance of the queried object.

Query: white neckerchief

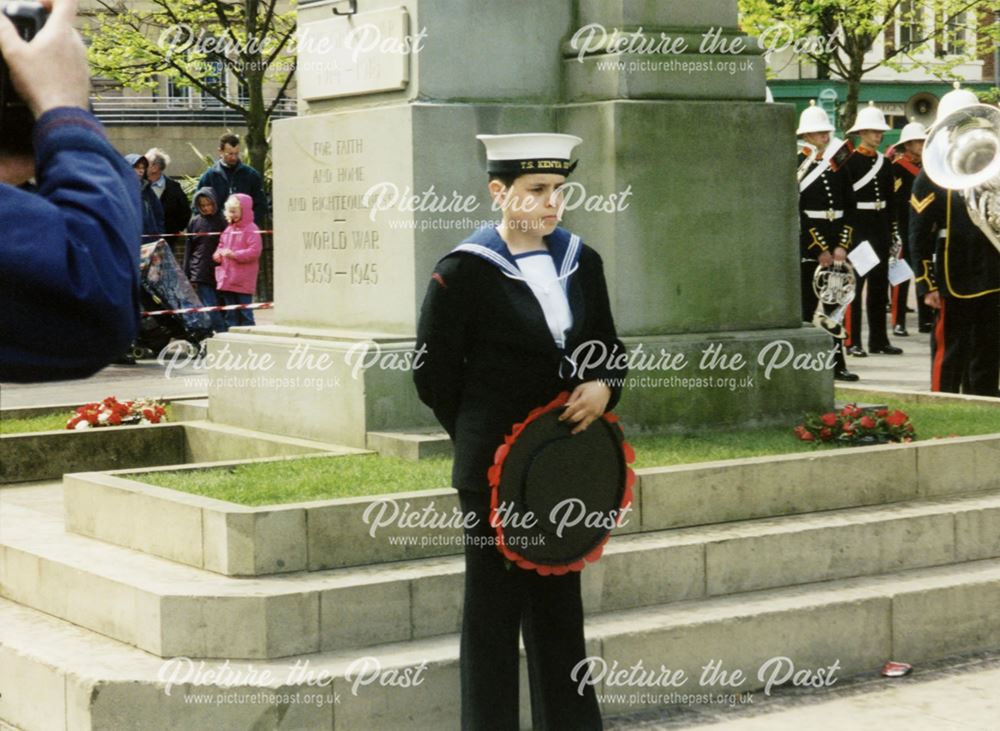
[514,251,573,348]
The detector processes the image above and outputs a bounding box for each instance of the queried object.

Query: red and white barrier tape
[142,302,274,317]
[142,230,275,239]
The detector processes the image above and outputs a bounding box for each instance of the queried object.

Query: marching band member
[796,101,859,381]
[890,121,930,336]
[844,102,904,357]
[909,87,1000,396]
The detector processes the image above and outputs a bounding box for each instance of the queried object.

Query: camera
[0,1,48,151]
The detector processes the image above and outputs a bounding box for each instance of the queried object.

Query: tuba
[812,261,855,339]
[923,102,1000,254]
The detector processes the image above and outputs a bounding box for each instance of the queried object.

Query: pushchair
[130,239,214,359]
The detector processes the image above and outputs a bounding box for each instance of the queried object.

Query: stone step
[3,483,1000,661]
[2,557,1000,730]
[63,434,1000,575]
[366,428,452,460]
[168,398,209,421]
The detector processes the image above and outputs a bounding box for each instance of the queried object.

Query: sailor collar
[451,225,582,292]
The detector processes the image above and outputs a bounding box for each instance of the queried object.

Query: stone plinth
[208,0,832,443]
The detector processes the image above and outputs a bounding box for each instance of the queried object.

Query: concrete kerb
[61,434,1000,577]
[836,385,1000,408]
[0,420,356,485]
[0,423,187,484]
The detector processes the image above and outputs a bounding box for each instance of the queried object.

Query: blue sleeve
[0,107,142,381]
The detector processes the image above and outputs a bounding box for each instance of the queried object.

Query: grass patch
[126,388,999,506]
[0,412,73,434]
[132,454,454,506]
[0,405,175,435]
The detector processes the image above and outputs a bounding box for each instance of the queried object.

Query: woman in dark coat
[124,153,164,239]
[414,133,627,730]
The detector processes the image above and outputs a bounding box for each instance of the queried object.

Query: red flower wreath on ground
[487,391,636,576]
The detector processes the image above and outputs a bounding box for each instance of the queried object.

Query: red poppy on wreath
[886,410,908,427]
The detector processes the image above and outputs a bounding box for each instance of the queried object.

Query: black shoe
[870,345,904,355]
[847,345,868,357]
[114,354,137,365]
[918,323,933,333]
[906,305,915,313]
[834,368,860,382]
[893,325,909,337]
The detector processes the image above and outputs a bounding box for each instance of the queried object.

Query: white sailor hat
[476,133,582,177]
[796,101,835,135]
[847,101,891,133]
[897,121,927,145]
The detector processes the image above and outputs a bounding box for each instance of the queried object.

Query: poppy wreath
[66,397,167,430]
[487,391,636,576]
[794,403,915,445]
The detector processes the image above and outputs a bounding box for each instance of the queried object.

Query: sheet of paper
[888,256,915,286]
[848,241,879,277]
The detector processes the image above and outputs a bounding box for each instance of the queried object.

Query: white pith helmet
[897,121,927,145]
[929,82,980,131]
[847,101,890,133]
[797,100,835,135]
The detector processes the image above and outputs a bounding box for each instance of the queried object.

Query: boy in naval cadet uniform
[909,86,1000,396]
[890,121,929,336]
[796,101,859,381]
[414,132,627,730]
[843,102,904,357]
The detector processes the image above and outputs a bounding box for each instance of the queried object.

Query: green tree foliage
[86,0,296,207]
[739,0,997,131]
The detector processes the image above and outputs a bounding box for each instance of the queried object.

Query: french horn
[812,261,856,339]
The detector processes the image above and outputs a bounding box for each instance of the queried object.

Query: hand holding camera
[0,0,89,121]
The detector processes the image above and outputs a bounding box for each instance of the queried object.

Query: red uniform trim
[891,285,900,327]
[844,303,854,347]
[895,157,920,177]
[931,300,946,392]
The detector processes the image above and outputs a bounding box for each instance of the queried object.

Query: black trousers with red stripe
[458,490,603,731]
[891,280,934,330]
[846,257,891,350]
[931,293,1000,396]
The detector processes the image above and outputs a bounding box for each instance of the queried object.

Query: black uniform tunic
[414,224,627,730]
[890,155,924,330]
[415,225,626,494]
[797,148,857,322]
[908,171,1000,395]
[845,147,898,350]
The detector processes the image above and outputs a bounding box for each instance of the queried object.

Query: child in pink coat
[213,193,262,329]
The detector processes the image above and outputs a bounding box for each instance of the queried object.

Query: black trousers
[931,293,1000,396]
[891,279,909,329]
[846,253,891,350]
[458,490,603,731]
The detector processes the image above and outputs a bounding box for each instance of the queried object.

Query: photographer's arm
[0,0,142,381]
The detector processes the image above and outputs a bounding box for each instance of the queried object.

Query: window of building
[899,0,921,50]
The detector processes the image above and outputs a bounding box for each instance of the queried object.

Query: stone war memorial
[1,1,999,730]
